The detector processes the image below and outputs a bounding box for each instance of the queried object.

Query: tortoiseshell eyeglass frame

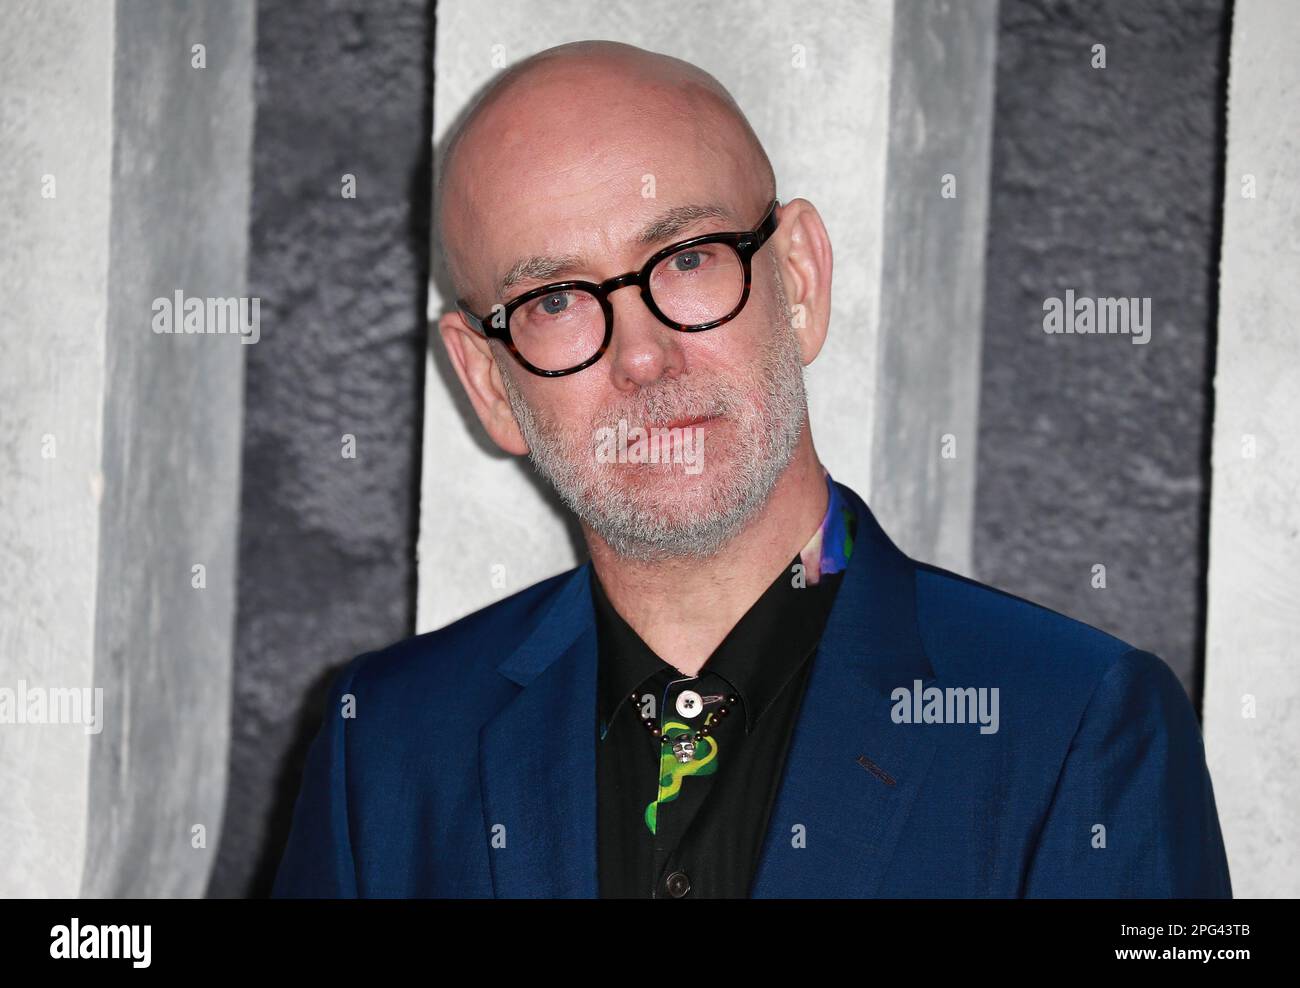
[456,198,781,378]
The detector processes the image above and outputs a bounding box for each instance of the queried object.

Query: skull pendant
[672,737,696,763]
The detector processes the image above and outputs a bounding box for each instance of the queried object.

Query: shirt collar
[592,471,857,735]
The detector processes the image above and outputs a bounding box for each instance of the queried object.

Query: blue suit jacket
[272,481,1232,897]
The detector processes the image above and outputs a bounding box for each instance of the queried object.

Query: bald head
[435,40,776,306]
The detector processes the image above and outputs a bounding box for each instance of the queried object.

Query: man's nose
[604,285,686,390]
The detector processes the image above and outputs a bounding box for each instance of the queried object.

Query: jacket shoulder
[348,564,585,703]
[910,559,1150,697]
[906,559,1208,803]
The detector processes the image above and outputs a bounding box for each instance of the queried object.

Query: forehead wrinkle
[494,202,739,299]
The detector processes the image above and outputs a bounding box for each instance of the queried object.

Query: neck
[584,430,828,675]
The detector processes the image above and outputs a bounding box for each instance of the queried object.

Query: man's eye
[670,251,704,272]
[540,293,569,314]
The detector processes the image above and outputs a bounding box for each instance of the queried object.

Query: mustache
[593,383,733,429]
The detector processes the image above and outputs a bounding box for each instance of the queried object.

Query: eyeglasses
[457,199,780,377]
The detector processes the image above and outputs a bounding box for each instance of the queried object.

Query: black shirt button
[665,871,692,897]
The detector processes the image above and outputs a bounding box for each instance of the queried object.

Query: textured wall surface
[0,0,253,897]
[207,0,433,898]
[0,0,115,898]
[973,0,1229,698]
[1203,0,1300,898]
[418,0,995,631]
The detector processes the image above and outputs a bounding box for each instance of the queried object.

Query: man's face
[441,61,809,560]
[497,261,807,560]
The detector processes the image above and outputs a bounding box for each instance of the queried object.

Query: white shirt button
[675,689,703,719]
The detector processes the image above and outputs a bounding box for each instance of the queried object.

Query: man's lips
[647,414,718,430]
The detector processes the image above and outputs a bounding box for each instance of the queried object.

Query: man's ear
[773,198,833,365]
[438,311,530,456]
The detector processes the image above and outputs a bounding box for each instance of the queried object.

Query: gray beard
[498,274,808,562]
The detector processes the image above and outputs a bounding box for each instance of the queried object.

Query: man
[273,40,1231,898]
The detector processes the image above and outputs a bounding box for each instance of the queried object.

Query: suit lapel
[750,483,939,898]
[479,565,599,898]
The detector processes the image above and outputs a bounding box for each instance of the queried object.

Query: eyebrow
[493,202,736,300]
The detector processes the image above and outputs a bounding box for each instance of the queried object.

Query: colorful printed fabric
[798,471,857,585]
[646,724,719,832]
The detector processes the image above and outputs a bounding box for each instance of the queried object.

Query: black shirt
[592,556,849,898]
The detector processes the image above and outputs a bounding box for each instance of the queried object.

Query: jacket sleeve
[1022,648,1232,897]
[271,654,368,898]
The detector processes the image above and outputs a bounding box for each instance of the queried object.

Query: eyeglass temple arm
[758,198,779,241]
[456,301,487,334]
